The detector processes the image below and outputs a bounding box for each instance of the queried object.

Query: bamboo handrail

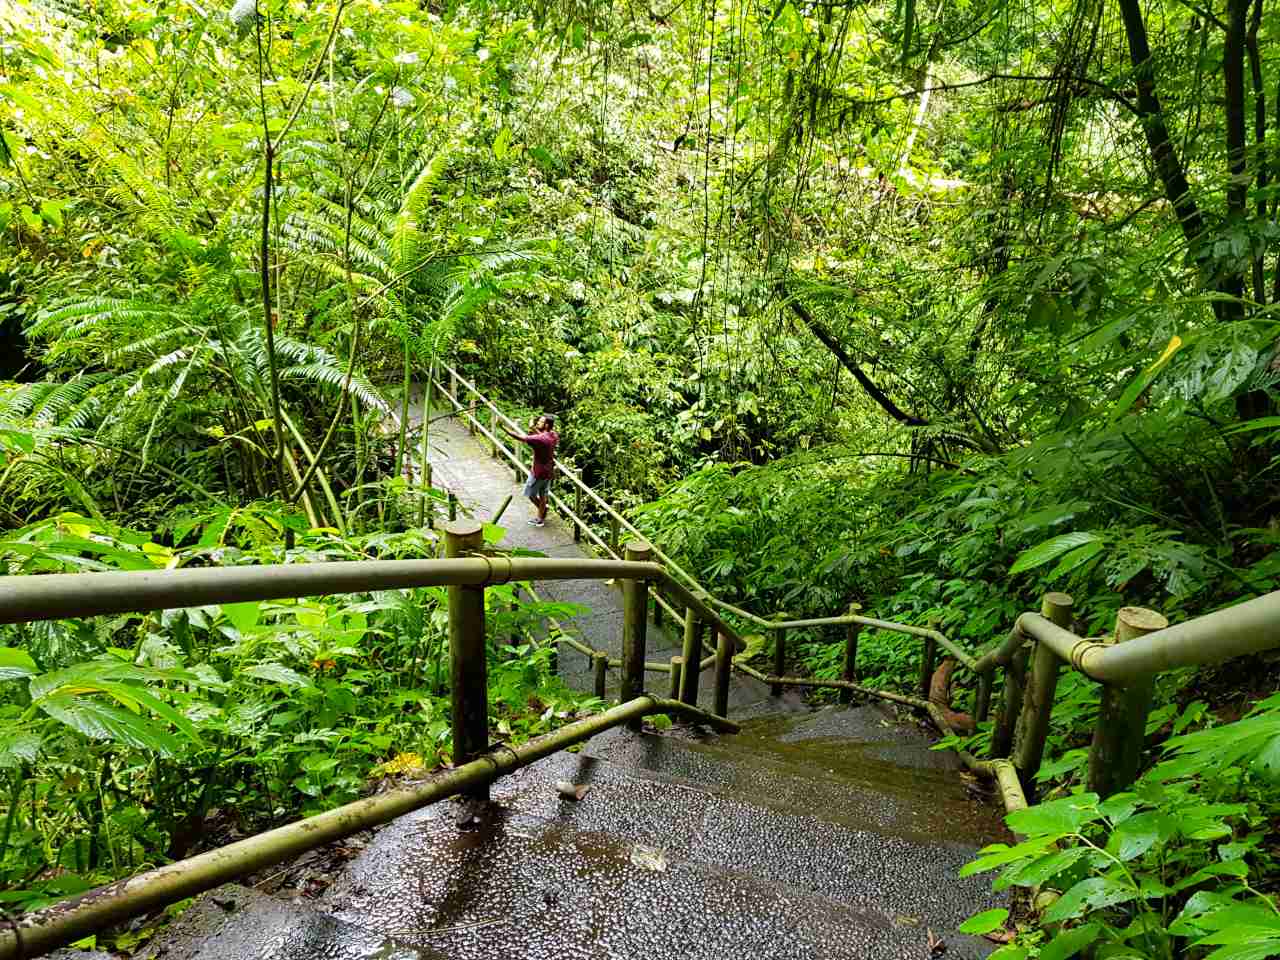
[433,366,947,653]
[423,369,1278,807]
[1016,591,1280,683]
[435,365,708,598]
[0,696,735,960]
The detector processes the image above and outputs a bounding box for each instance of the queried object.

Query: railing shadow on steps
[431,364,1280,811]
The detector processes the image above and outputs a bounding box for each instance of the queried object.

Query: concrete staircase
[140,704,1009,960]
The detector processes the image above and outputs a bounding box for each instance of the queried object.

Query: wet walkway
[417,404,784,714]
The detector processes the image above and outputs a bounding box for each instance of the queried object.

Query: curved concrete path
[416,401,787,715]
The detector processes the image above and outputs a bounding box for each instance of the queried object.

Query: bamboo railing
[432,363,1280,805]
[0,538,736,960]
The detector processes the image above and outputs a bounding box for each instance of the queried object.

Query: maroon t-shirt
[520,430,559,479]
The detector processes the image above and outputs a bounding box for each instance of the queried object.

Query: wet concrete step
[314,714,1008,959]
[317,799,992,960]
[138,883,434,960]
[576,703,1004,846]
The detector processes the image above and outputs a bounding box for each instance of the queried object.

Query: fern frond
[280,363,390,412]
[31,297,188,339]
[124,348,195,399]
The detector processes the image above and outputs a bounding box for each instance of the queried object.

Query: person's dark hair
[543,414,556,429]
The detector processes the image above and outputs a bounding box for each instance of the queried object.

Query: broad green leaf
[1047,541,1105,580]
[0,647,38,681]
[1040,923,1102,960]
[1108,810,1176,861]
[1043,876,1137,924]
[93,681,203,744]
[1196,904,1280,935]
[959,837,1056,877]
[1201,944,1280,960]
[0,725,41,767]
[1010,533,1101,575]
[958,908,1008,935]
[38,693,181,756]
[492,126,512,161]
[1096,792,1139,823]
[1174,859,1250,892]
[1010,846,1094,887]
[1227,416,1280,435]
[244,663,313,688]
[1017,501,1091,534]
[29,660,200,702]
[1005,794,1101,837]
[223,601,261,632]
[1109,334,1185,422]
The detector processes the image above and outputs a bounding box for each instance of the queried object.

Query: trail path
[135,396,1013,960]
[418,403,790,715]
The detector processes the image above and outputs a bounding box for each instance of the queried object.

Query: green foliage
[2,0,1279,950]
[962,694,1280,960]
[0,510,599,912]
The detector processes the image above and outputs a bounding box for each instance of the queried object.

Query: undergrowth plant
[0,510,601,921]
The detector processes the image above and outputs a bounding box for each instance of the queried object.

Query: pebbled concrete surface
[318,714,1008,959]
[137,884,433,960]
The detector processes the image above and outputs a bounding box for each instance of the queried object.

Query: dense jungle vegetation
[3,0,1280,954]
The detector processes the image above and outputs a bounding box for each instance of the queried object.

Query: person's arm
[499,422,532,443]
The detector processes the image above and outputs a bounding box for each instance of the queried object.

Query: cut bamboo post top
[1043,592,1073,619]
[443,520,483,560]
[1114,606,1169,642]
[624,540,654,561]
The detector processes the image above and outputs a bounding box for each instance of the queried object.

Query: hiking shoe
[527,518,545,527]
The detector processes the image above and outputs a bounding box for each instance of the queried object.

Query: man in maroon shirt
[501,414,559,527]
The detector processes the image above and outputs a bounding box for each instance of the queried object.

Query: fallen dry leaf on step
[554,779,589,801]
[982,929,1015,944]
[629,844,667,872]
[927,927,947,956]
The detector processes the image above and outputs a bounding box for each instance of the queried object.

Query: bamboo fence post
[668,656,683,699]
[449,370,458,401]
[840,603,862,704]
[714,630,733,718]
[447,491,457,522]
[1088,606,1168,798]
[488,408,497,457]
[919,619,939,699]
[622,541,652,728]
[975,671,992,722]
[492,494,512,524]
[1014,592,1073,791]
[991,635,1030,759]
[609,507,621,556]
[680,609,702,705]
[573,487,583,543]
[769,612,788,697]
[444,520,487,800]
[593,652,608,699]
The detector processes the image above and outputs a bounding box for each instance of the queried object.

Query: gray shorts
[523,475,551,498]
